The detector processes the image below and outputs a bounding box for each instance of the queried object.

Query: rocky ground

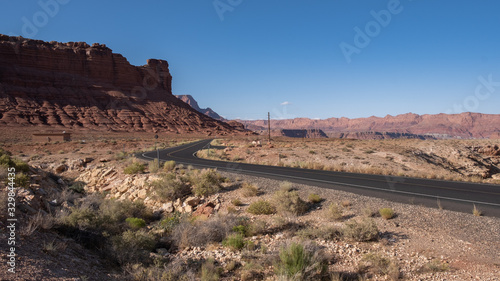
[198,137,500,184]
[0,134,499,280]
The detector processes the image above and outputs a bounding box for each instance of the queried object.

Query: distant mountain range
[237,113,500,139]
[175,95,223,121]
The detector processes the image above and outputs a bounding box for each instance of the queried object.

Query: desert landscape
[1,1,500,280]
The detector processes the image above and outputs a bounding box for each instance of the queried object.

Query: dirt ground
[1,132,499,280]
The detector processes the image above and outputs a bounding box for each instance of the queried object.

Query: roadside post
[155,134,159,162]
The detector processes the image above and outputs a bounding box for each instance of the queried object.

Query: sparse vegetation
[247,200,276,215]
[231,199,243,206]
[163,160,176,171]
[240,182,259,197]
[148,159,160,173]
[358,252,400,280]
[473,204,483,216]
[273,185,309,215]
[276,242,328,280]
[379,208,395,220]
[150,172,190,201]
[327,203,343,221]
[190,169,223,197]
[342,218,379,242]
[308,193,322,203]
[201,258,220,281]
[222,233,245,251]
[124,161,145,174]
[126,217,146,229]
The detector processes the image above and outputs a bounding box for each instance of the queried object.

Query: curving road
[139,139,500,218]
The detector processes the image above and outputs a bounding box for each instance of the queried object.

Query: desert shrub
[240,182,259,197]
[358,252,400,280]
[124,162,145,174]
[308,193,322,203]
[125,262,193,281]
[222,233,245,251]
[326,203,343,221]
[341,200,352,208]
[273,189,308,216]
[163,160,176,171]
[296,226,341,241]
[150,173,191,201]
[14,172,30,188]
[0,165,8,181]
[362,207,377,217]
[279,181,293,192]
[59,196,151,234]
[473,204,482,216]
[420,259,449,273]
[160,211,183,234]
[171,215,239,248]
[232,225,249,236]
[247,200,276,215]
[231,199,243,206]
[115,151,128,160]
[276,242,328,280]
[379,208,395,220]
[248,220,268,236]
[201,258,220,281]
[111,230,156,265]
[342,219,379,242]
[69,181,85,194]
[190,169,223,197]
[148,159,160,173]
[126,217,146,229]
[12,158,30,173]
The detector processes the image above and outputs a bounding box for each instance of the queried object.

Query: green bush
[160,212,183,234]
[276,242,328,280]
[12,158,30,173]
[222,233,245,251]
[247,200,276,215]
[124,162,145,174]
[273,189,308,216]
[308,193,322,203]
[277,242,309,278]
[14,172,30,188]
[342,219,379,242]
[69,182,86,193]
[150,172,190,201]
[379,208,395,220]
[126,217,146,229]
[163,160,176,171]
[190,169,223,197]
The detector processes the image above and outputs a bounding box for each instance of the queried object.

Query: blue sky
[1,0,500,120]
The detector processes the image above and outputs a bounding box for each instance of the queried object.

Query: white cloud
[280,101,291,106]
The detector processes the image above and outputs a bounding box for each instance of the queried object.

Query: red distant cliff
[0,35,247,134]
[239,112,500,139]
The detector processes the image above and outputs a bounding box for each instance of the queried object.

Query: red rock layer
[0,35,247,135]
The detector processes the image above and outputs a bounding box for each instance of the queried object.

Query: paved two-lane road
[139,139,500,217]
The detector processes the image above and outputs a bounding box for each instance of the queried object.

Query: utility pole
[268,112,271,143]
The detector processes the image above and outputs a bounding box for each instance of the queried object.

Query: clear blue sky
[1,0,499,120]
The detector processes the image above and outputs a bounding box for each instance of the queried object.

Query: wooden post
[268,112,271,143]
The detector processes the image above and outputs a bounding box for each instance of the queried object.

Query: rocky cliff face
[0,35,246,134]
[175,95,223,121]
[239,112,500,139]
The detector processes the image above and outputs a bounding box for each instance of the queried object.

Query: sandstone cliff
[239,112,500,139]
[0,35,246,134]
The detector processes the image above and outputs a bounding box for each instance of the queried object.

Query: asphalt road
[139,139,500,218]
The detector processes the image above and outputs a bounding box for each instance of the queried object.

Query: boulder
[55,164,67,174]
[193,202,216,217]
[184,196,201,207]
